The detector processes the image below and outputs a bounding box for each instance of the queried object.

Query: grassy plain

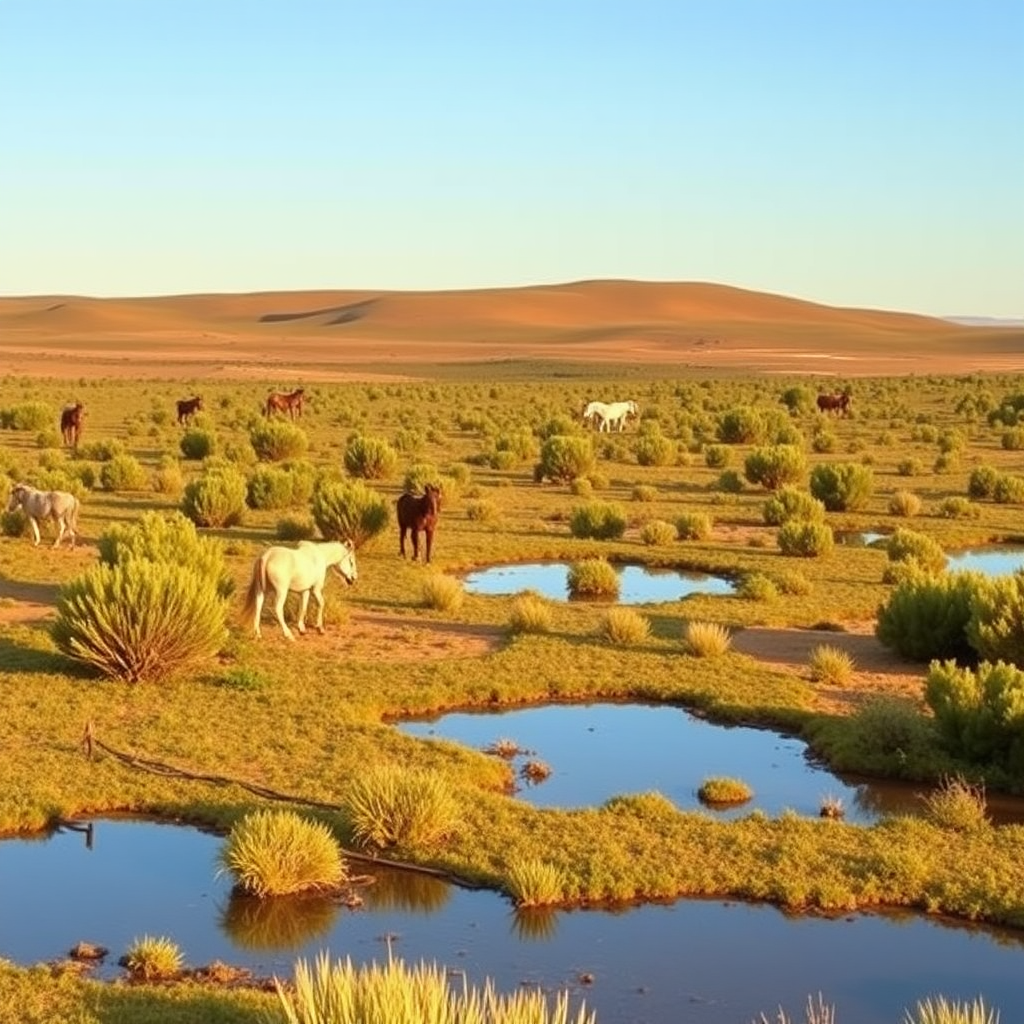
[1,282,1023,1021]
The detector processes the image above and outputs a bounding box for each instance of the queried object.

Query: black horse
[816,392,850,416]
[60,402,84,447]
[176,396,203,425]
[396,483,441,564]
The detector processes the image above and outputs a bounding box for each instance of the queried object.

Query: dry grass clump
[639,518,676,545]
[755,993,836,1024]
[505,856,566,907]
[218,809,347,897]
[520,759,552,784]
[599,607,651,645]
[698,776,752,806]
[567,557,619,599]
[486,737,523,758]
[682,620,731,657]
[421,573,464,612]
[889,489,923,517]
[509,593,553,634]
[904,996,1000,1024]
[922,775,989,833]
[808,644,855,685]
[119,935,184,981]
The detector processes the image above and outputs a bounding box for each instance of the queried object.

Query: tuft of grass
[218,809,347,897]
[682,620,731,657]
[904,995,1000,1024]
[675,511,712,540]
[922,776,989,833]
[567,558,619,599]
[756,993,836,1024]
[889,489,923,517]
[599,607,651,645]
[119,935,184,981]
[506,857,566,907]
[808,644,855,685]
[639,518,676,546]
[738,572,779,602]
[698,776,752,805]
[509,593,553,634]
[420,574,464,612]
[343,764,460,850]
[819,793,845,819]
[632,483,658,502]
[486,737,524,758]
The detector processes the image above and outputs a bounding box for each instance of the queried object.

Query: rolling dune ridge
[0,280,1020,381]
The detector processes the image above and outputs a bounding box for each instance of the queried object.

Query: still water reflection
[946,547,1024,575]
[1,819,1022,1024]
[462,562,735,603]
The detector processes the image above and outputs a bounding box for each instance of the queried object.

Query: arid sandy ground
[0,280,1020,380]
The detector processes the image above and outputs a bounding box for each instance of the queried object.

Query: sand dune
[0,280,1019,380]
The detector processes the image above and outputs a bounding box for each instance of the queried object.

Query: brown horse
[816,392,850,416]
[176,396,203,425]
[60,403,84,447]
[397,483,441,564]
[265,388,305,420]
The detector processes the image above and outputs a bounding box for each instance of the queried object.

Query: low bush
[675,511,712,540]
[311,478,389,548]
[716,406,767,444]
[632,484,658,502]
[777,520,833,557]
[99,453,148,492]
[772,568,812,596]
[966,570,1024,665]
[505,858,567,907]
[343,434,398,480]
[536,434,596,482]
[181,466,247,528]
[697,777,752,805]
[905,995,999,1024]
[937,495,979,519]
[218,809,347,896]
[567,558,619,598]
[599,607,650,645]
[150,455,184,495]
[179,427,216,460]
[738,573,779,601]
[897,457,925,477]
[569,500,627,540]
[249,420,309,462]
[889,490,923,517]
[466,498,500,523]
[992,473,1024,504]
[762,487,825,526]
[967,464,1000,499]
[886,528,946,574]
[703,444,730,468]
[276,515,317,542]
[921,776,989,834]
[743,444,807,491]
[421,574,464,612]
[682,620,731,657]
[634,425,673,467]
[509,594,553,634]
[808,644,855,685]
[639,519,676,546]
[1,401,54,431]
[120,935,183,981]
[809,462,874,511]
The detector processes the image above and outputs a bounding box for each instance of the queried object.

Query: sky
[1,1,1022,317]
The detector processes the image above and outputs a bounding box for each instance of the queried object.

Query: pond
[1,818,1022,1024]
[399,702,1024,827]
[462,562,735,603]
[946,546,1024,576]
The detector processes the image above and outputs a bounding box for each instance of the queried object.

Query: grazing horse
[176,396,203,425]
[60,403,84,447]
[243,539,358,640]
[265,388,305,420]
[397,483,441,564]
[582,399,639,433]
[6,482,80,548]
[816,392,850,416]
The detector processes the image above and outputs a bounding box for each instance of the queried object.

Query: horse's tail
[242,554,267,620]
[68,495,81,534]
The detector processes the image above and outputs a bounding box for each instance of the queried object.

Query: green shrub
[809,462,874,511]
[717,469,744,493]
[98,510,233,598]
[343,434,398,479]
[567,558,619,598]
[632,484,658,502]
[181,466,247,528]
[179,427,216,460]
[937,496,979,519]
[600,607,650,645]
[965,570,1024,666]
[505,857,567,907]
[343,764,459,849]
[717,406,766,444]
[35,428,62,449]
[703,444,730,468]
[779,385,814,416]
[875,570,982,661]
[120,935,183,980]
[889,490,923,517]
[772,568,812,596]
[743,444,807,491]
[811,429,836,453]
[967,464,1000,499]
[509,594,553,634]
[682,620,731,657]
[921,776,990,834]
[99,453,148,492]
[762,487,825,526]
[808,644,855,684]
[249,420,309,462]
[276,515,317,542]
[675,511,712,540]
[246,465,302,510]
[897,457,924,477]
[466,498,500,523]
[311,478,389,548]
[79,438,127,462]
[52,560,228,682]
[634,425,673,467]
[846,696,935,771]
[992,473,1024,504]
[1,508,28,538]
[151,455,184,495]
[536,434,596,482]
[698,777,752,805]
[421,574,464,612]
[569,500,627,540]
[2,401,54,432]
[886,528,946,575]
[777,520,834,557]
[639,519,676,546]
[738,573,779,601]
[569,476,593,498]
[218,809,346,896]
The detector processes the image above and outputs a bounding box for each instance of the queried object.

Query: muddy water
[399,702,1024,826]
[1,819,1022,1024]
[462,562,735,603]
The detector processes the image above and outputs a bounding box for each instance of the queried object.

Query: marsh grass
[567,558,619,598]
[922,776,989,833]
[599,606,650,645]
[343,764,460,850]
[755,993,836,1024]
[421,573,465,612]
[119,935,183,981]
[639,518,676,545]
[277,951,596,1024]
[698,776,752,805]
[808,645,855,685]
[683,620,731,657]
[218,809,347,897]
[904,996,999,1024]
[509,593,553,634]
[506,857,567,906]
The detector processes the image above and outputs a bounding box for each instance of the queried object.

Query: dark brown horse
[816,392,850,416]
[397,483,441,564]
[60,402,84,447]
[176,396,203,425]
[265,388,305,420]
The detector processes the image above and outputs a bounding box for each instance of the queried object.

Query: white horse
[582,399,639,432]
[243,540,358,640]
[6,483,80,548]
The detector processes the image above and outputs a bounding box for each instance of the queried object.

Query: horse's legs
[399,525,407,558]
[311,585,325,634]
[272,587,295,641]
[297,589,310,634]
[424,527,433,564]
[410,529,420,562]
[252,588,265,639]
[53,517,65,549]
[28,516,41,546]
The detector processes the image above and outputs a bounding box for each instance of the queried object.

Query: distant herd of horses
[9,385,850,638]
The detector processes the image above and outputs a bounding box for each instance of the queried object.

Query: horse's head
[333,541,358,585]
[6,484,27,512]
[627,401,639,418]
[425,483,442,513]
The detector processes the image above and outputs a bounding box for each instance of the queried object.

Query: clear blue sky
[2,1,1022,316]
